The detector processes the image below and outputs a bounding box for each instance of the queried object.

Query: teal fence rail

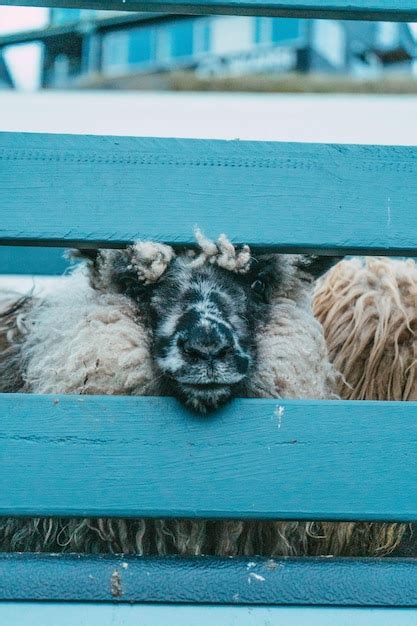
[1,133,416,255]
[1,0,417,617]
[1,0,417,20]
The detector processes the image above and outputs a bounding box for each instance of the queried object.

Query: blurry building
[0,10,416,89]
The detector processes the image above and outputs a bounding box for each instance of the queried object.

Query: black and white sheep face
[80,235,340,413]
[149,261,261,412]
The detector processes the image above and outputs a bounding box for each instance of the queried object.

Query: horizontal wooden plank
[1,394,417,520]
[2,554,417,606]
[1,0,416,20]
[1,133,417,255]
[1,604,417,626]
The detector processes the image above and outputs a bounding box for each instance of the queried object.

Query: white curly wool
[250,296,336,400]
[22,268,156,395]
[191,229,252,273]
[129,241,175,285]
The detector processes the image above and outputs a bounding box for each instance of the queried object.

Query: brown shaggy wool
[314,257,417,401]
[313,256,417,556]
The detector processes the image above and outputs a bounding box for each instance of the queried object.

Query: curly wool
[191,229,252,273]
[312,256,417,555]
[20,268,156,396]
[0,292,34,393]
[314,257,417,401]
[0,251,405,558]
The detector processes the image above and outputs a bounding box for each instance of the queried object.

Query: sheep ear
[66,249,100,264]
[296,255,343,280]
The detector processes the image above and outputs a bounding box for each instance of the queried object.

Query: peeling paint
[274,405,285,428]
[248,572,266,583]
[111,569,122,597]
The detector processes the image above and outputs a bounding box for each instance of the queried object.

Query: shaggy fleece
[0,249,411,557]
[313,256,417,556]
[314,257,417,401]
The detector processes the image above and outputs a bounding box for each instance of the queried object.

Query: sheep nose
[180,328,234,361]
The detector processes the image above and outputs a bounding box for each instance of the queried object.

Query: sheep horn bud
[192,228,251,274]
[129,241,175,284]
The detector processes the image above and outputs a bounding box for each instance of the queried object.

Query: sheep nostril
[217,346,233,359]
[183,345,202,361]
[179,337,234,362]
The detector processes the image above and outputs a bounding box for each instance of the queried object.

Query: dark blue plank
[1,394,417,520]
[0,0,416,20]
[0,246,69,276]
[1,133,417,255]
[1,554,417,606]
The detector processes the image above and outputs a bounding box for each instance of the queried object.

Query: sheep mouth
[164,378,238,412]
[180,382,230,390]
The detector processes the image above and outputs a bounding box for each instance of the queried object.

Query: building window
[271,18,301,43]
[255,17,302,46]
[128,27,155,65]
[102,31,129,72]
[194,19,211,55]
[169,21,194,58]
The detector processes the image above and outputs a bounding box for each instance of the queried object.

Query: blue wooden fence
[1,395,417,521]
[1,0,417,621]
[1,0,417,20]
[1,133,416,255]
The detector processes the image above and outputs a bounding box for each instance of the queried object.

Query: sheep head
[77,234,339,412]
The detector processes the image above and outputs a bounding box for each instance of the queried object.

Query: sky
[0,7,48,89]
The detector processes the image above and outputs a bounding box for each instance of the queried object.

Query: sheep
[0,236,407,557]
[314,256,417,401]
[313,256,417,556]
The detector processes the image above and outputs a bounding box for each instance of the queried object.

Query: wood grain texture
[1,394,417,521]
[0,0,416,20]
[1,133,417,255]
[2,604,417,626]
[2,554,417,606]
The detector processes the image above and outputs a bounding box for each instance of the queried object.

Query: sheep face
[85,243,279,412]
[80,236,339,412]
[149,260,262,412]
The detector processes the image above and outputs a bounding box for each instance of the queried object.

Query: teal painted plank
[1,394,417,520]
[0,0,416,20]
[0,246,69,276]
[1,604,417,626]
[1,133,417,255]
[3,554,417,605]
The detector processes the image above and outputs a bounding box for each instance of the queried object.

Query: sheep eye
[251,279,266,298]
[118,275,137,290]
[116,274,145,298]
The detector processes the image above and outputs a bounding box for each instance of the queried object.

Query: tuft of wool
[191,229,252,273]
[21,268,156,396]
[313,257,417,401]
[129,242,175,285]
[250,296,336,400]
[0,291,34,393]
